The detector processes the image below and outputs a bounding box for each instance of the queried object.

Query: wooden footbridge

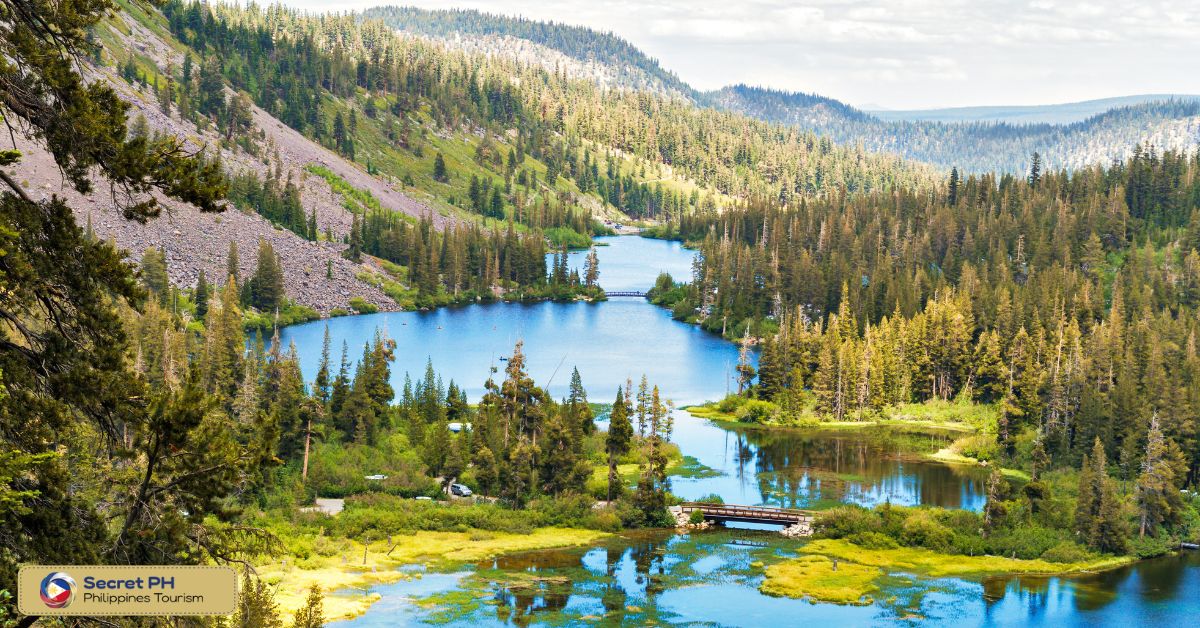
[605,290,647,298]
[680,502,816,527]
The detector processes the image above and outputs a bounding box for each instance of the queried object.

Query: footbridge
[680,502,816,527]
[604,291,647,298]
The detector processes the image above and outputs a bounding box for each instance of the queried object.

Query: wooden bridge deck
[680,502,815,526]
[605,290,647,297]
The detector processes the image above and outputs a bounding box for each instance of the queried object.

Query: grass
[801,539,1133,578]
[260,527,608,622]
[667,455,722,479]
[760,555,881,605]
[927,446,1031,481]
[685,397,991,434]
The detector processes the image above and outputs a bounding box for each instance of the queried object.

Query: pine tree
[206,280,246,401]
[194,268,210,322]
[329,342,351,422]
[948,167,960,206]
[1076,438,1129,553]
[605,387,633,501]
[248,239,285,312]
[227,240,240,286]
[583,248,600,288]
[538,410,588,495]
[983,467,1007,535]
[347,213,363,263]
[433,152,450,182]
[972,330,1007,403]
[633,384,672,524]
[567,367,594,435]
[291,583,325,628]
[233,570,283,628]
[1136,413,1182,537]
[423,418,451,477]
[474,446,498,496]
[314,325,333,404]
[141,247,170,307]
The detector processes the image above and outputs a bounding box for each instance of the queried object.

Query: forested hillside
[361,6,694,99]
[353,6,1200,176]
[712,85,1200,174]
[871,94,1200,125]
[159,0,927,220]
[650,147,1200,512]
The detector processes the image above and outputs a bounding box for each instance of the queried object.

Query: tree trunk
[302,417,312,483]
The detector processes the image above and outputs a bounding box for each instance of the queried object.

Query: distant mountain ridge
[712,85,1200,172]
[360,5,1200,174]
[360,6,696,99]
[870,94,1200,125]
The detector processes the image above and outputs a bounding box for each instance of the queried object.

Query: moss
[801,539,1133,578]
[667,455,722,479]
[261,527,608,622]
[761,555,881,605]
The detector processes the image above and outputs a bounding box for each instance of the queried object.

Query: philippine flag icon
[39,572,75,609]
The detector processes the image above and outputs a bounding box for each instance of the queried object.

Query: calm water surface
[277,236,1199,626]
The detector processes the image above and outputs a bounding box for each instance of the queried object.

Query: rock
[673,508,712,531]
[780,520,813,538]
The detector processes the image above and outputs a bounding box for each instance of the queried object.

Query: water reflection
[344,535,1200,627]
[671,418,991,511]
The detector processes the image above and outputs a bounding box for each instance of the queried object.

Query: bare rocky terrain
[2,15,459,314]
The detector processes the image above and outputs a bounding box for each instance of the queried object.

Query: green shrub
[348,297,378,313]
[689,509,706,525]
[847,531,898,549]
[900,510,955,551]
[736,399,779,423]
[313,533,341,557]
[584,509,623,533]
[815,505,881,538]
[716,395,745,414]
[1040,541,1091,563]
[986,526,1066,560]
[958,434,999,461]
[1128,534,1173,559]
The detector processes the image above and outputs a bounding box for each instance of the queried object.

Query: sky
[272,0,1200,110]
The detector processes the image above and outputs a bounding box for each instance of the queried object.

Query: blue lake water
[275,236,1199,626]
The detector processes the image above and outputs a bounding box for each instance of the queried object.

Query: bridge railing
[680,502,815,523]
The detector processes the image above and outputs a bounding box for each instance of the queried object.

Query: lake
[276,236,1200,626]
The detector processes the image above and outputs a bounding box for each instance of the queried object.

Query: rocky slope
[3,12,459,314]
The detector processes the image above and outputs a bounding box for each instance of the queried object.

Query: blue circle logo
[39,572,75,609]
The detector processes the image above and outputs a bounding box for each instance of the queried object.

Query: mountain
[8,0,930,315]
[355,6,1200,174]
[870,94,1200,125]
[360,6,696,99]
[711,85,1200,173]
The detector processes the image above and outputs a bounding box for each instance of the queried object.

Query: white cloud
[272,0,1200,109]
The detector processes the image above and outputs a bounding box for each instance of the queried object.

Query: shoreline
[263,527,610,622]
[762,538,1137,605]
[682,402,1031,481]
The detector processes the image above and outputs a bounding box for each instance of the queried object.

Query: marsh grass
[761,555,882,605]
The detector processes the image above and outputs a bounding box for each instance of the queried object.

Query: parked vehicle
[450,483,473,497]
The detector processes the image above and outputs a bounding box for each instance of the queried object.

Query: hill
[870,94,1200,125]
[360,6,695,99]
[710,85,1200,173]
[355,6,1200,174]
[4,0,934,317]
